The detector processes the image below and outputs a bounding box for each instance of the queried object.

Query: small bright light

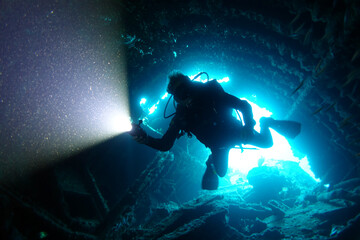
[140,98,147,105]
[161,92,169,99]
[149,104,157,114]
[218,76,229,83]
[189,73,230,84]
[190,74,208,83]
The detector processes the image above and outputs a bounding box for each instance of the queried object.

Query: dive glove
[128,120,148,144]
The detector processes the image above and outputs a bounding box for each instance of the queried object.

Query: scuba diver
[130,71,301,190]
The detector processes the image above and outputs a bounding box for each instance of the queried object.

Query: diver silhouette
[131,71,301,190]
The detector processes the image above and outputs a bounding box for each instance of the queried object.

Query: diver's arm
[145,122,179,151]
[223,93,256,128]
[133,118,179,152]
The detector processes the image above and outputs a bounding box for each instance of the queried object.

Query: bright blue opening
[139,72,320,185]
[227,99,320,184]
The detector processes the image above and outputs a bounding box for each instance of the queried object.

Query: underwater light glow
[140,98,147,105]
[140,97,164,115]
[161,92,169,99]
[104,111,132,135]
[299,156,321,182]
[218,76,230,83]
[149,104,158,114]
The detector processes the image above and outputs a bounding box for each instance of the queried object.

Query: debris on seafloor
[111,161,360,240]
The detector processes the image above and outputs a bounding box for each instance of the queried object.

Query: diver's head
[167,71,192,105]
[167,71,191,95]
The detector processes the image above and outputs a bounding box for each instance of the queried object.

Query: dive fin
[201,164,219,190]
[269,120,301,139]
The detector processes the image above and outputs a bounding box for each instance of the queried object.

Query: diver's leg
[211,148,229,177]
[201,154,219,190]
[247,118,274,148]
[245,117,301,148]
[262,118,301,139]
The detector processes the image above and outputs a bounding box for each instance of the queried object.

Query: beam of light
[102,110,132,135]
[0,1,129,182]
[227,99,320,184]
